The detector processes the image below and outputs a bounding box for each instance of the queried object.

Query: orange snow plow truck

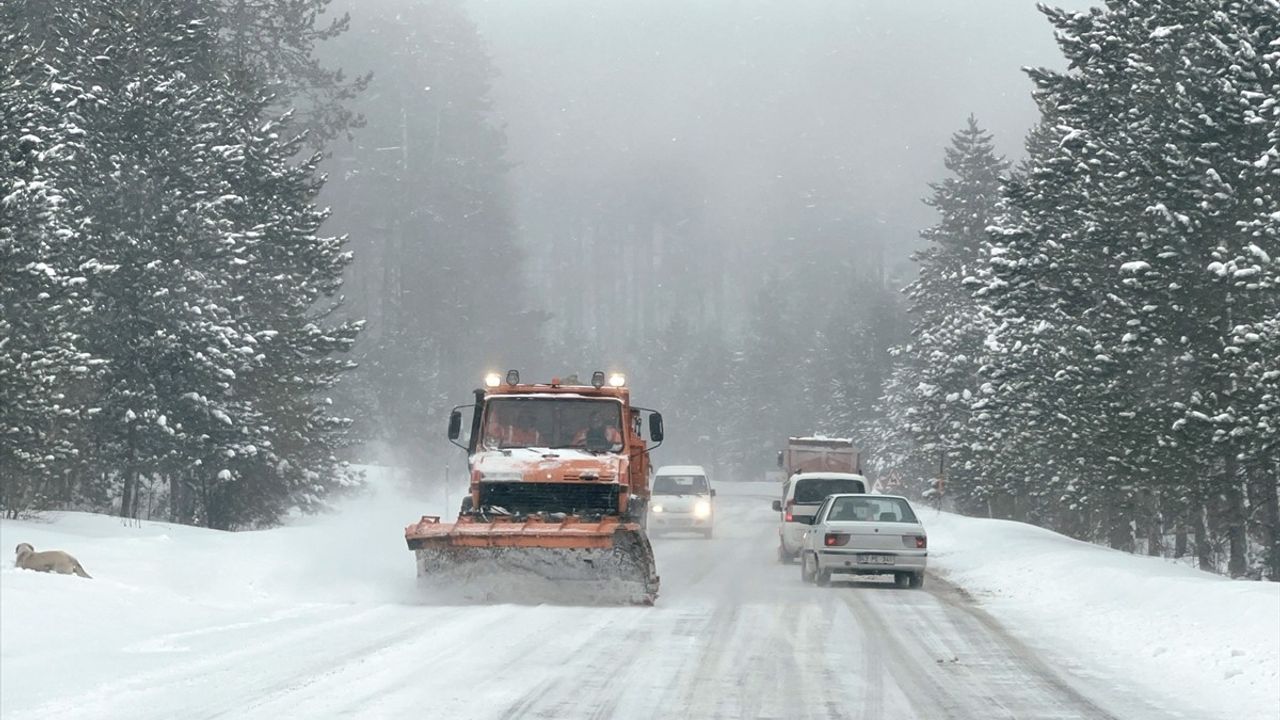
[405,370,664,605]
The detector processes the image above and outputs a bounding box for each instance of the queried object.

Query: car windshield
[792,477,866,503]
[825,496,918,523]
[480,397,624,452]
[653,475,708,495]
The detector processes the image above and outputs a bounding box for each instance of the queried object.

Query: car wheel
[702,527,714,539]
[816,567,832,587]
[909,572,925,589]
[800,553,816,583]
[894,572,911,589]
[778,544,792,564]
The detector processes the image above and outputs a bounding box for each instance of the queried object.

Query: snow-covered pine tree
[5,0,362,528]
[981,1,1278,571]
[187,87,363,529]
[890,116,1008,515]
[212,0,368,146]
[325,0,528,471]
[0,9,101,514]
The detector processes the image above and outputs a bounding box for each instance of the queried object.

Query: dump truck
[777,436,861,477]
[405,370,664,605]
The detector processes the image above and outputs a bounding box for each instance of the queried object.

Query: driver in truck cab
[574,410,622,450]
[487,408,544,448]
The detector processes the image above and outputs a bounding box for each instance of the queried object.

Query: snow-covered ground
[926,510,1280,720]
[1,474,1276,719]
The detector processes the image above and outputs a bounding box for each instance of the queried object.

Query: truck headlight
[693,500,711,518]
[651,504,664,513]
[479,472,523,482]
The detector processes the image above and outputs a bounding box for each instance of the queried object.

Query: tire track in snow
[843,577,1134,720]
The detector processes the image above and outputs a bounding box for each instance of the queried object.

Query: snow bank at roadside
[0,466,445,663]
[927,510,1280,720]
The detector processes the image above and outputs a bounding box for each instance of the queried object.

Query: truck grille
[479,482,620,515]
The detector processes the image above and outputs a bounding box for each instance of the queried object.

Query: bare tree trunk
[120,423,138,519]
[1174,510,1189,559]
[120,473,136,519]
[1194,494,1214,572]
[1146,491,1163,557]
[1223,451,1247,577]
[1255,460,1280,581]
[130,475,144,519]
[1106,506,1134,552]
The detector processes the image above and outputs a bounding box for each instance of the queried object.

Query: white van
[649,465,715,538]
[772,472,869,561]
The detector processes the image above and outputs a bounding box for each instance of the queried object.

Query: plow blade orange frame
[406,515,630,549]
[405,516,660,605]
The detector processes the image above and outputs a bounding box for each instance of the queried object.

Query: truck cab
[447,371,664,522]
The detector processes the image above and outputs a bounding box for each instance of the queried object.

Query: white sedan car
[798,493,927,588]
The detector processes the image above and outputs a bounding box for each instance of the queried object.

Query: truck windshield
[481,397,624,452]
[653,476,708,495]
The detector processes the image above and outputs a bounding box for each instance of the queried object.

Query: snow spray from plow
[406,515,660,605]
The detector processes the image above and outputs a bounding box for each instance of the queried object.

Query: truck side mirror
[448,409,462,441]
[772,500,782,512]
[648,412,664,443]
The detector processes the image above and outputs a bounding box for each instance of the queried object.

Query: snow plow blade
[405,515,660,606]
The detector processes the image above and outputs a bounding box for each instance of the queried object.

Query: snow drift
[927,511,1280,720]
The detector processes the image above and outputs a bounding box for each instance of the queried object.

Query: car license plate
[858,554,894,565]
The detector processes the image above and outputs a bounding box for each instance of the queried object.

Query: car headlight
[651,504,664,513]
[693,500,712,518]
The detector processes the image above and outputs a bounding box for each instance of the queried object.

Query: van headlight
[693,500,711,518]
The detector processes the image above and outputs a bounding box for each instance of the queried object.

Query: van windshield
[653,475,708,495]
[793,477,866,503]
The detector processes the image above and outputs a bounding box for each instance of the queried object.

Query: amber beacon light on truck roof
[483,369,626,389]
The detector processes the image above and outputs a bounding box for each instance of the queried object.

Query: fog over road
[7,485,1192,720]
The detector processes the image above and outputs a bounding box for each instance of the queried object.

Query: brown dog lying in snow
[14,543,92,578]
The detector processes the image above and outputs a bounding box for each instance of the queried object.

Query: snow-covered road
[2,483,1210,720]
